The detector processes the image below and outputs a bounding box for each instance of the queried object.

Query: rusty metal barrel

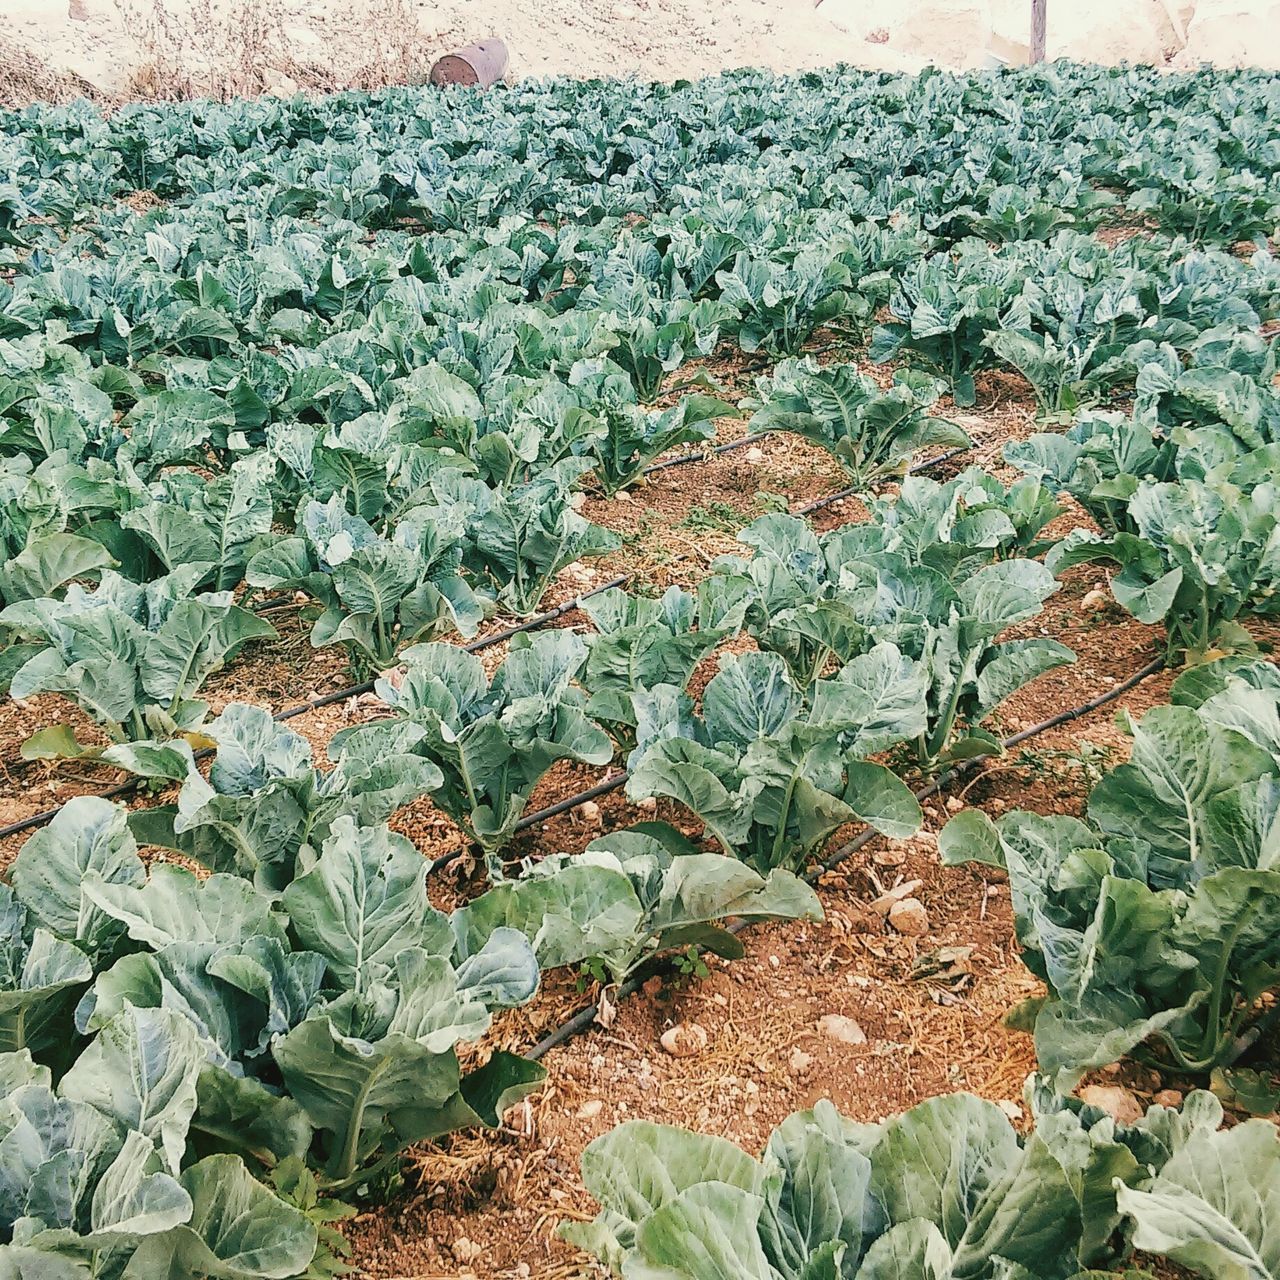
[429,38,510,88]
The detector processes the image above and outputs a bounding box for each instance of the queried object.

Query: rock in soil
[1078,1084,1143,1125]
[818,1014,867,1045]
[888,897,930,936]
[660,1022,708,1057]
[789,1048,813,1076]
[1152,1088,1184,1109]
[869,879,924,914]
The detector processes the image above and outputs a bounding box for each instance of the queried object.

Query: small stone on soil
[819,1014,867,1045]
[660,1022,708,1057]
[577,1099,604,1120]
[1078,1084,1143,1125]
[1152,1088,1183,1108]
[888,898,929,936]
[869,879,924,914]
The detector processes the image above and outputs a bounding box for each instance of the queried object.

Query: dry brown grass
[116,0,432,101]
[0,34,99,107]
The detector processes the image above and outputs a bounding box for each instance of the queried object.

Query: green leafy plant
[594,296,735,403]
[266,1159,355,1279]
[1004,411,1176,537]
[246,494,484,673]
[882,556,1075,769]
[447,462,621,616]
[332,630,614,873]
[626,650,922,873]
[562,1082,1227,1279]
[104,702,444,894]
[578,585,731,743]
[451,821,821,983]
[592,392,733,496]
[940,660,1280,1087]
[744,358,969,489]
[0,567,275,760]
[715,249,856,356]
[8,796,547,1197]
[1047,469,1280,661]
[0,1019,320,1280]
[868,249,1025,406]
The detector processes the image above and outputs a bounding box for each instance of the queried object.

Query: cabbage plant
[0,566,274,759]
[452,821,821,983]
[104,702,444,894]
[626,650,922,873]
[6,797,545,1196]
[332,630,614,874]
[941,661,1280,1087]
[579,585,733,743]
[0,1026,320,1279]
[744,358,968,491]
[246,494,484,672]
[564,1084,1238,1279]
[1047,470,1280,661]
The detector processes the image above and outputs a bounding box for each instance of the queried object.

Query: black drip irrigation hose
[0,575,632,844]
[513,772,628,834]
[425,774,632,879]
[793,445,972,518]
[644,431,771,475]
[526,653,1166,1062]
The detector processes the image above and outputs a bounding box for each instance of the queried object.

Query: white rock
[887,898,930,937]
[660,1022,708,1057]
[869,879,924,915]
[789,1047,813,1075]
[1078,1084,1144,1125]
[577,1099,604,1120]
[451,1238,483,1263]
[743,446,766,464]
[818,1014,867,1045]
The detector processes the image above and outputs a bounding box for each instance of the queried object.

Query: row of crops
[1,61,1279,1278]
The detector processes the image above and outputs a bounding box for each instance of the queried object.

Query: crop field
[2,61,1280,1279]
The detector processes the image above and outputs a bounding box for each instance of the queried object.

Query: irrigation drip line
[792,445,971,518]
[0,576,632,845]
[271,574,633,725]
[0,431,961,845]
[644,431,769,475]
[527,652,1166,1062]
[648,430,968,492]
[513,772,628,833]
